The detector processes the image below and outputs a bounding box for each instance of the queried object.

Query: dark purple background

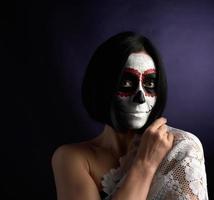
[7,0,214,199]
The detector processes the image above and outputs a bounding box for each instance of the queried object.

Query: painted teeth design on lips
[119,104,154,114]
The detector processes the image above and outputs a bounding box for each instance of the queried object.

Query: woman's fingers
[167,131,174,143]
[149,117,167,131]
[158,124,168,133]
[134,117,174,171]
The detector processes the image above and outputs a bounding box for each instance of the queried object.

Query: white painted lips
[127,112,147,117]
[118,105,153,115]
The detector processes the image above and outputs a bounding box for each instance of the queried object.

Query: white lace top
[101,126,209,200]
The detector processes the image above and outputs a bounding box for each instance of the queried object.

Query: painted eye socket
[143,78,156,89]
[121,80,133,88]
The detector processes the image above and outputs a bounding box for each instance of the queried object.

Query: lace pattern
[100,126,209,200]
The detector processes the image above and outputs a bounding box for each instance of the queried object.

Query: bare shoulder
[51,141,102,200]
[51,141,95,174]
[52,142,87,161]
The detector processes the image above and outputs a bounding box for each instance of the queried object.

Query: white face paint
[111,52,157,130]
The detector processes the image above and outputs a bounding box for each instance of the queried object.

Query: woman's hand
[133,117,174,172]
[110,118,174,200]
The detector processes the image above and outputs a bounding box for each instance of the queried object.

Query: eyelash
[121,79,156,89]
[143,79,156,89]
[121,80,133,87]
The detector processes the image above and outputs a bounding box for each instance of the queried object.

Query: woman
[52,32,208,200]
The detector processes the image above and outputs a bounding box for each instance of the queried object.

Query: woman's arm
[52,145,101,200]
[52,117,174,200]
[109,117,174,200]
[110,159,156,200]
[111,128,209,200]
[51,144,155,200]
[159,129,209,200]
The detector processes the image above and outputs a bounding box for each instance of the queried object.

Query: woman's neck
[92,124,136,158]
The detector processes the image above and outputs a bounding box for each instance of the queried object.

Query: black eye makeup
[118,72,138,93]
[142,73,157,92]
[116,70,157,97]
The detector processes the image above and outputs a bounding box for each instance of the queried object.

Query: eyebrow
[145,73,157,78]
[143,69,156,75]
[123,68,141,79]
[123,68,157,79]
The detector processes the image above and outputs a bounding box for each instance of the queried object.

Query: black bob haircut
[81,31,167,133]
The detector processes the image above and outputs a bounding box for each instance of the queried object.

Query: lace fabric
[100,126,209,200]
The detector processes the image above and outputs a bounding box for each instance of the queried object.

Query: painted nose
[133,91,145,104]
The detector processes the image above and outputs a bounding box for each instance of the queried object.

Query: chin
[126,120,146,130]
[112,111,148,131]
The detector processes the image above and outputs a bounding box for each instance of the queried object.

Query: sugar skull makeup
[111,52,157,130]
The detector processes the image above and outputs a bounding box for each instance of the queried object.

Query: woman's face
[111,51,157,130]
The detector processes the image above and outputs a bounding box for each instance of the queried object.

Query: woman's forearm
[111,160,156,200]
[111,118,173,200]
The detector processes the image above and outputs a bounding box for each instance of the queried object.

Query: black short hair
[81,31,167,133]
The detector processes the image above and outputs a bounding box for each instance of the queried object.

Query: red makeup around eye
[122,68,141,79]
[116,68,157,97]
[122,68,156,80]
[143,68,156,76]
